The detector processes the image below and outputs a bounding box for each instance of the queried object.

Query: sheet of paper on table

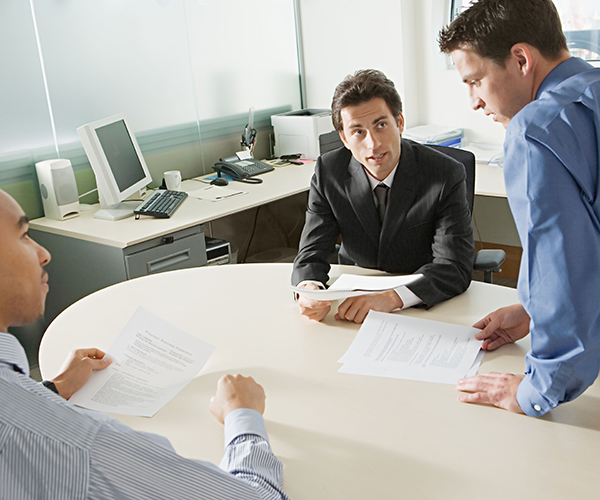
[187,185,247,202]
[338,311,483,384]
[69,306,215,417]
[289,273,423,301]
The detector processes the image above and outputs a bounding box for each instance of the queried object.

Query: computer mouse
[211,177,229,186]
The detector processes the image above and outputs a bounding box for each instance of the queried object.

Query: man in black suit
[292,69,474,323]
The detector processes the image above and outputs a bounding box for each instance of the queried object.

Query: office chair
[427,144,506,283]
[318,132,506,283]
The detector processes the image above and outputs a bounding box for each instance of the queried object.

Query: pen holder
[241,140,256,157]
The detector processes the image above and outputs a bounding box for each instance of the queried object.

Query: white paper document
[289,273,423,301]
[69,307,215,417]
[338,311,483,384]
[187,185,247,202]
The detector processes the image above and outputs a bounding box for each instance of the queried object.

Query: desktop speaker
[35,159,80,220]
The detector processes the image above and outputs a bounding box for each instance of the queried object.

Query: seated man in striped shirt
[0,188,289,500]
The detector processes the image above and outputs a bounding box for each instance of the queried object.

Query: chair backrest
[426,144,476,216]
[319,130,344,155]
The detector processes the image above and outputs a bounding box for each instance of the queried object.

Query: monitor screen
[77,113,153,220]
[96,120,147,192]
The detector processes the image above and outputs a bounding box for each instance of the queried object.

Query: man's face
[0,191,51,332]
[452,48,533,128]
[339,97,404,181]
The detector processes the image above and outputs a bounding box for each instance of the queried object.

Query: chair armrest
[474,249,506,272]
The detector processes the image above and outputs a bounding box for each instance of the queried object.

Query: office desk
[475,163,506,198]
[30,162,316,248]
[39,264,600,499]
[27,162,315,333]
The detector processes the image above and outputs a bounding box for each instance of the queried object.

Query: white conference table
[39,264,600,499]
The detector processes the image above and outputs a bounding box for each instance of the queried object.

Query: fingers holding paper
[297,282,332,322]
[335,290,403,324]
[456,372,525,413]
[473,304,530,351]
[51,348,112,400]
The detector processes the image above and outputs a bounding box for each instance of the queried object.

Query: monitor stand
[93,201,140,221]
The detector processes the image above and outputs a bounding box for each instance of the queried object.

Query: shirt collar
[365,163,398,191]
[536,57,595,99]
[0,332,30,377]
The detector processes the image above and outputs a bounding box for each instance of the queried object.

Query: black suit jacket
[291,139,474,308]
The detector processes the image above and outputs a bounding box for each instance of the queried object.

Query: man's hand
[210,374,266,424]
[51,348,112,400]
[297,282,332,322]
[473,303,530,350]
[335,290,403,324]
[456,372,525,413]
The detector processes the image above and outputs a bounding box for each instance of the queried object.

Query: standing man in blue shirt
[439,0,600,416]
[0,188,289,499]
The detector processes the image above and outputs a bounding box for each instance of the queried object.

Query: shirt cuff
[516,376,553,417]
[394,286,422,309]
[223,408,269,446]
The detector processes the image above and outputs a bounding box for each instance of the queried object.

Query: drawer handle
[146,249,191,273]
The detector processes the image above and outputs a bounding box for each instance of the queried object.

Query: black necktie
[374,183,389,224]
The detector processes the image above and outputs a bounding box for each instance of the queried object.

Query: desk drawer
[124,226,207,279]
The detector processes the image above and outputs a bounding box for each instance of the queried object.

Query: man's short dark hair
[331,69,403,132]
[438,0,568,66]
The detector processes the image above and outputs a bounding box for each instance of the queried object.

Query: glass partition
[1,0,301,213]
[32,0,200,145]
[185,0,301,119]
[0,0,54,155]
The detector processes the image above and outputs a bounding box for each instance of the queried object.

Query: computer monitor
[77,114,153,220]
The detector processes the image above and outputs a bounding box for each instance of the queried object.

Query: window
[450,0,600,62]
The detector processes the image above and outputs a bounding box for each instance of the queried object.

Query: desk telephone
[213,152,274,184]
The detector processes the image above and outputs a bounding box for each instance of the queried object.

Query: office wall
[417,0,506,145]
[298,0,504,144]
[297,0,422,128]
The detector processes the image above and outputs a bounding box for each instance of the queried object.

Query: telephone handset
[213,152,274,184]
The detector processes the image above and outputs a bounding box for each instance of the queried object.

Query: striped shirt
[0,333,289,499]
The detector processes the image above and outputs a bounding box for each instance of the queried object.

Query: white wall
[416,0,505,145]
[298,0,422,128]
[298,0,506,145]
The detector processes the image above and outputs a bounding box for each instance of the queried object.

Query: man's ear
[510,43,534,76]
[396,113,405,135]
[339,130,350,150]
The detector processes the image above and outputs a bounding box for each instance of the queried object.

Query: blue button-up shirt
[504,57,600,416]
[0,333,289,499]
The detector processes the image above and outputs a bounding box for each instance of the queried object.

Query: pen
[216,192,243,199]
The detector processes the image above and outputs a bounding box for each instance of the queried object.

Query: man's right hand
[473,303,531,350]
[52,348,112,400]
[209,374,266,424]
[297,282,332,322]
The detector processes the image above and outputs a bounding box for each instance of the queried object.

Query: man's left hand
[51,348,112,400]
[456,372,525,413]
[335,290,403,324]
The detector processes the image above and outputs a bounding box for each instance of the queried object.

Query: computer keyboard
[134,189,188,219]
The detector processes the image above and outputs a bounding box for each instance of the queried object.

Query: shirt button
[534,404,541,412]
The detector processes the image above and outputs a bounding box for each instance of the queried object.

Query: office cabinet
[30,225,207,331]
